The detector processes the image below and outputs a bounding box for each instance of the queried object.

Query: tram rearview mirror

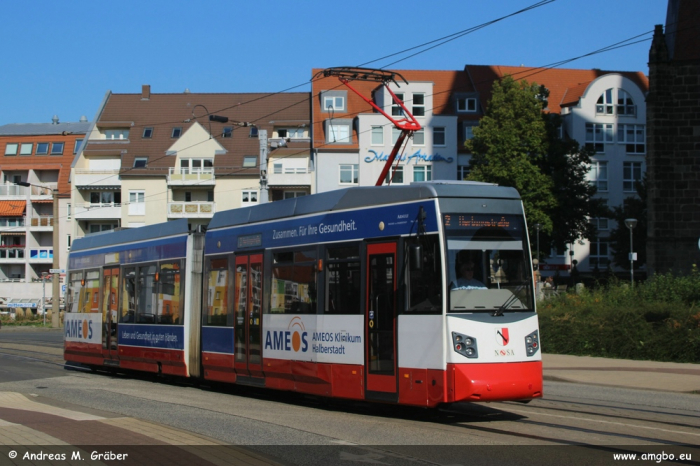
[409,244,423,271]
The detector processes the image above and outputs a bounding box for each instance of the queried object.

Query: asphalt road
[1,328,698,466]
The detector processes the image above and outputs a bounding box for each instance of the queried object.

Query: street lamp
[625,218,638,287]
[15,181,61,328]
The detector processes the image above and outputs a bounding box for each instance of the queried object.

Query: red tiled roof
[0,200,26,217]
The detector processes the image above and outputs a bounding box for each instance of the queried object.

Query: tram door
[101,267,120,359]
[233,254,263,378]
[365,242,398,394]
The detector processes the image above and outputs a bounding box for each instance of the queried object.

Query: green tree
[466,76,604,256]
[608,176,647,269]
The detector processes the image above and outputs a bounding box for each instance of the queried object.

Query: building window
[623,162,643,192]
[67,234,71,250]
[133,157,148,168]
[590,239,609,268]
[339,164,359,185]
[142,127,153,138]
[73,139,83,154]
[413,129,425,145]
[458,165,470,180]
[585,123,613,153]
[36,142,49,155]
[596,88,614,115]
[171,127,182,138]
[283,191,307,199]
[433,127,446,146]
[67,203,71,219]
[208,190,214,202]
[327,124,351,143]
[392,93,405,117]
[463,125,475,143]
[618,124,645,154]
[242,190,258,205]
[391,127,401,145]
[51,142,64,155]
[617,89,636,116]
[242,156,257,168]
[412,93,425,116]
[457,97,477,112]
[223,126,232,138]
[180,158,213,174]
[371,126,384,145]
[413,166,432,182]
[4,143,18,156]
[389,166,404,184]
[20,143,33,156]
[590,217,609,232]
[105,129,129,140]
[273,163,283,174]
[323,95,345,112]
[276,127,305,139]
[129,191,145,215]
[588,161,608,192]
[90,224,116,234]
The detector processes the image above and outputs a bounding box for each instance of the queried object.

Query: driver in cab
[450,261,487,290]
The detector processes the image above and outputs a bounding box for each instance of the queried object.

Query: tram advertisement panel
[64,313,102,345]
[262,315,363,365]
[118,324,185,350]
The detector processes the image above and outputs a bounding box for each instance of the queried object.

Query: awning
[30,199,54,204]
[268,185,310,190]
[0,201,26,217]
[75,186,121,190]
[1,232,26,236]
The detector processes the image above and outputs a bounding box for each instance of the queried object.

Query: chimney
[142,84,151,100]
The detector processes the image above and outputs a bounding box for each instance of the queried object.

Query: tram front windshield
[443,213,534,313]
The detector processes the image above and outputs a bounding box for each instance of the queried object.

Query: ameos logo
[264,316,309,353]
[65,318,93,340]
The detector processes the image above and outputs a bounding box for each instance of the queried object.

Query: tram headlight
[452,332,478,359]
[525,330,540,357]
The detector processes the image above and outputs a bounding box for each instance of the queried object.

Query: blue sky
[0,0,667,125]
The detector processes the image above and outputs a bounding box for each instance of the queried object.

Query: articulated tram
[64,181,542,407]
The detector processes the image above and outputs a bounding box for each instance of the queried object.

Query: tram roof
[70,218,190,252]
[208,181,520,230]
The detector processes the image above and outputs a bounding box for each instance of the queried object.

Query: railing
[78,202,122,209]
[0,248,25,259]
[167,167,215,184]
[28,248,53,260]
[30,184,57,196]
[0,278,25,283]
[74,168,121,175]
[0,218,25,228]
[0,185,27,196]
[30,217,54,227]
[167,202,216,218]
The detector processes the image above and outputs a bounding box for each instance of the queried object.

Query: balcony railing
[30,217,54,228]
[167,201,216,219]
[30,184,57,196]
[74,203,122,220]
[0,218,25,228]
[0,185,27,197]
[167,167,215,185]
[0,248,25,260]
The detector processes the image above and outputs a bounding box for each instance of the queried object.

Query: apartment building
[70,86,311,240]
[310,66,648,274]
[0,116,90,299]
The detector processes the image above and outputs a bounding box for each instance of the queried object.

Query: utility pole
[52,188,60,327]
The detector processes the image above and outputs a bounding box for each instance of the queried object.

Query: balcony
[268,167,313,187]
[0,218,25,229]
[167,168,215,186]
[0,247,26,263]
[167,202,216,219]
[29,184,57,200]
[74,203,122,220]
[0,185,27,199]
[29,216,54,231]
[73,168,121,188]
[28,248,53,263]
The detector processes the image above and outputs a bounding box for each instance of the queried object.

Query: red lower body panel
[65,342,104,366]
[117,346,187,377]
[202,352,237,383]
[447,361,543,403]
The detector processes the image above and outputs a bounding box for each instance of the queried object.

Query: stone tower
[646,0,700,274]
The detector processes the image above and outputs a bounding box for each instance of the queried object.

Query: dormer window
[143,127,153,138]
[617,89,636,116]
[457,97,477,112]
[105,129,130,140]
[223,126,232,138]
[596,89,613,115]
[133,157,148,168]
[172,127,182,138]
[323,96,345,112]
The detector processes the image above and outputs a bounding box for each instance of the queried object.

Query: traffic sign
[49,268,65,274]
[6,303,37,308]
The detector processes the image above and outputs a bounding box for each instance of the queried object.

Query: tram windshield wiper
[493,283,526,316]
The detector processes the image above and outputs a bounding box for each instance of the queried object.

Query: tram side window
[68,272,84,313]
[406,235,443,314]
[157,261,181,325]
[81,270,101,313]
[121,267,137,323]
[206,257,231,326]
[270,249,317,314]
[326,245,361,314]
[136,264,157,323]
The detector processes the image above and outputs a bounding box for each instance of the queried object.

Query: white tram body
[65,181,542,407]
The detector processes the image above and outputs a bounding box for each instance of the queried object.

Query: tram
[64,181,542,407]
